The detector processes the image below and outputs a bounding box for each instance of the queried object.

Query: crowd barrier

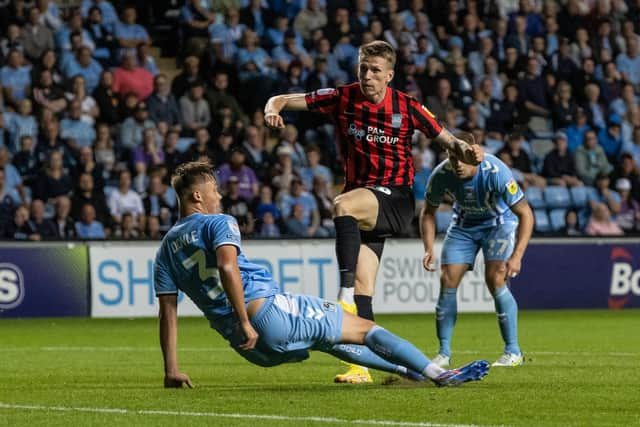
[1,238,638,318]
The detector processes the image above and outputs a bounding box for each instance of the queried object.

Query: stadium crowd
[1,0,640,240]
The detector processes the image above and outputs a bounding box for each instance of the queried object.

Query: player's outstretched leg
[434,287,458,369]
[328,344,426,382]
[492,285,523,367]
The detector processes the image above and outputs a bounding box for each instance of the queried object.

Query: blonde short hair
[358,40,396,68]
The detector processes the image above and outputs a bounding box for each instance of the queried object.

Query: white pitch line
[0,402,505,427]
[0,347,637,357]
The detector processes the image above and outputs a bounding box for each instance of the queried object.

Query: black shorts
[360,185,415,257]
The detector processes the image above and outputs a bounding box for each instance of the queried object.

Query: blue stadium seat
[534,209,551,233]
[549,208,567,231]
[570,186,596,208]
[525,187,545,209]
[544,186,572,209]
[436,210,453,234]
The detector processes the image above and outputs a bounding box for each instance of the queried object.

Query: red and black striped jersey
[305,82,442,191]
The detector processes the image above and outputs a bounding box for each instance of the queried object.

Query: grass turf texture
[1,310,638,427]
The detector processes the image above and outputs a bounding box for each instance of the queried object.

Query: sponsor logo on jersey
[227,219,240,235]
[608,247,640,309]
[507,179,518,195]
[391,114,402,128]
[0,263,25,310]
[322,301,336,312]
[347,124,399,144]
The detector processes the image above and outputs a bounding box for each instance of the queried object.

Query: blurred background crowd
[1,0,640,240]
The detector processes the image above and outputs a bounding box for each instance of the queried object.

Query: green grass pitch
[1,310,638,427]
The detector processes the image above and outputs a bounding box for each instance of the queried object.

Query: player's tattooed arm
[216,244,259,350]
[159,294,193,388]
[435,129,484,165]
[264,93,308,129]
[506,199,534,279]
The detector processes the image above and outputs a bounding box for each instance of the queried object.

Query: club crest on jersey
[507,179,518,195]
[391,114,402,128]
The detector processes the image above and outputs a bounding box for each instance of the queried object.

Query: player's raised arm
[264,93,309,129]
[505,199,534,280]
[159,294,193,388]
[420,203,439,272]
[216,244,258,350]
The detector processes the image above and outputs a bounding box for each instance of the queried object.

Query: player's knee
[440,271,459,289]
[334,196,353,216]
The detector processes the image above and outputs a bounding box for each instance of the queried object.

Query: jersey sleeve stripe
[508,193,525,207]
[215,241,241,249]
[409,104,442,138]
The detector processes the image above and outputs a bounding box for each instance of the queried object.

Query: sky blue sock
[494,285,521,355]
[364,326,431,374]
[436,287,458,357]
[327,344,422,379]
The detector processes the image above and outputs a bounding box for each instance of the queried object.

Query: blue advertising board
[0,244,89,318]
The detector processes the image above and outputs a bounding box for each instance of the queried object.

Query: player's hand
[453,132,483,165]
[505,256,522,281]
[264,112,285,129]
[164,371,194,388]
[422,251,437,272]
[239,320,258,350]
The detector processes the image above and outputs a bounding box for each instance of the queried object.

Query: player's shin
[436,287,458,357]
[327,344,424,380]
[493,285,521,355]
[364,326,445,380]
[334,216,361,305]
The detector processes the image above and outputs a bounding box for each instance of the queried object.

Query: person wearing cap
[598,114,624,162]
[264,40,482,384]
[179,79,211,136]
[542,131,583,187]
[584,202,624,236]
[614,177,640,231]
[575,129,613,185]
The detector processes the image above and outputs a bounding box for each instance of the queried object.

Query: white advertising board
[89,240,494,318]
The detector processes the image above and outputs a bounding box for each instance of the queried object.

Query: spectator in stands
[71,172,109,225]
[0,167,21,229]
[92,70,119,125]
[132,128,165,173]
[258,211,280,237]
[311,174,336,237]
[112,50,153,101]
[0,49,32,108]
[2,205,39,240]
[35,119,74,169]
[299,144,332,191]
[583,82,607,131]
[60,99,96,149]
[610,153,640,197]
[272,30,312,75]
[585,202,624,236]
[142,174,174,230]
[12,135,37,188]
[616,36,640,86]
[114,211,141,239]
[284,203,309,237]
[75,203,106,239]
[552,80,579,129]
[311,37,349,85]
[217,147,259,201]
[293,0,327,41]
[517,56,550,120]
[31,49,63,86]
[61,46,103,93]
[575,129,613,185]
[181,127,215,164]
[179,80,211,137]
[66,75,99,125]
[542,132,583,187]
[600,61,624,106]
[136,42,158,76]
[107,170,144,227]
[498,132,545,189]
[34,150,72,202]
[53,195,75,239]
[115,6,150,52]
[21,7,54,63]
[179,0,214,57]
[30,198,57,239]
[73,146,104,192]
[147,74,181,132]
[598,114,624,162]
[566,107,591,153]
[235,29,276,112]
[273,124,307,170]
[0,25,25,62]
[591,172,622,216]
[6,99,38,153]
[161,130,181,176]
[425,78,454,121]
[171,56,200,100]
[562,208,582,236]
[205,71,247,130]
[119,101,157,151]
[253,183,280,227]
[611,83,639,118]
[84,5,117,66]
[279,178,324,237]
[55,9,94,53]
[239,125,268,183]
[614,178,640,232]
[221,176,254,235]
[32,69,67,116]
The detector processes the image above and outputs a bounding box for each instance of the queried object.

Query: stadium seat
[570,186,598,208]
[436,210,454,234]
[525,187,545,209]
[534,209,551,233]
[544,186,572,209]
[549,208,567,231]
